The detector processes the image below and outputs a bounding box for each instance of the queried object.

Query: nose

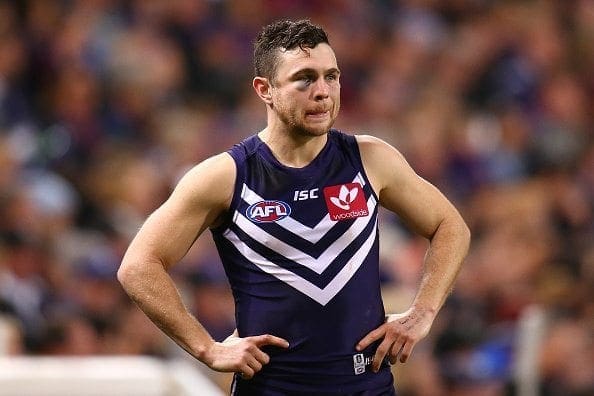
[313,79,329,100]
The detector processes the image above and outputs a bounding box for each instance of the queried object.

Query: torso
[211,129,393,394]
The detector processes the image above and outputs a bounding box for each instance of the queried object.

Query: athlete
[118,19,471,395]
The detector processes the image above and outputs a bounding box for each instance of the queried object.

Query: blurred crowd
[0,0,592,395]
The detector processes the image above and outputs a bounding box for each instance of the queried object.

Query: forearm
[412,213,471,315]
[117,258,214,362]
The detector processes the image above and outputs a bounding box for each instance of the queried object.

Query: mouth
[305,110,330,119]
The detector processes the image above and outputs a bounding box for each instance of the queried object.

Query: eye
[301,76,314,85]
[325,73,338,82]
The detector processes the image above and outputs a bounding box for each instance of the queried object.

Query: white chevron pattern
[223,219,378,306]
[224,172,377,305]
[232,194,377,274]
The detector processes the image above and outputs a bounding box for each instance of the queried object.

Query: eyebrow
[290,67,341,78]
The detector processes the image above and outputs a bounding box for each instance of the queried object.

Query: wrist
[193,338,216,364]
[410,303,438,320]
[411,302,437,312]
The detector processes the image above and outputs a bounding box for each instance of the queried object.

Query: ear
[253,77,273,105]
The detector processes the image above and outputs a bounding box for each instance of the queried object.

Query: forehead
[275,43,338,77]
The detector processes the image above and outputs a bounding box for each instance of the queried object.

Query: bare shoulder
[354,134,412,192]
[121,153,237,268]
[355,134,461,238]
[355,134,409,164]
[181,152,236,184]
[354,134,385,149]
[171,152,236,209]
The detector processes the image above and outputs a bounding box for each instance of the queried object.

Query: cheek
[332,83,341,96]
[275,91,301,111]
[271,91,286,109]
[332,86,341,108]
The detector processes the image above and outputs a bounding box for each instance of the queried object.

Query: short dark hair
[254,19,329,81]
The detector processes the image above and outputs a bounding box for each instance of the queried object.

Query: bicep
[359,136,454,239]
[124,154,235,269]
[381,167,453,239]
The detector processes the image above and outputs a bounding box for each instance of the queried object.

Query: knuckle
[404,334,416,344]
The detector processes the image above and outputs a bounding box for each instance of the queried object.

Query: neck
[258,126,329,168]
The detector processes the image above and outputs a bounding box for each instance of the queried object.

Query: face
[268,43,341,137]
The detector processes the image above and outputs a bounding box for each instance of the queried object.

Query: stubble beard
[278,105,339,138]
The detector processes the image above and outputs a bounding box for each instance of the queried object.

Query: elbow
[464,224,471,251]
[117,259,149,300]
[432,211,472,249]
[439,211,471,255]
[117,260,136,290]
[117,254,167,291]
[459,217,472,254]
[117,255,147,291]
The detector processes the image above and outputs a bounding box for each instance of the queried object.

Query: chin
[288,123,326,138]
[304,120,335,136]
[302,127,331,137]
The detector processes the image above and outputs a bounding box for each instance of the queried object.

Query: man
[118,19,470,395]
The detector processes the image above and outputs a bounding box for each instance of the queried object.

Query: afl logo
[246,200,291,223]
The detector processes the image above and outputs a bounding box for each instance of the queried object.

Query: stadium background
[0,1,592,395]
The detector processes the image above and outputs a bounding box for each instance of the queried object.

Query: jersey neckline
[254,130,336,175]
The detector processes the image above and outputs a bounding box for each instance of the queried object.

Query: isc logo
[246,200,291,223]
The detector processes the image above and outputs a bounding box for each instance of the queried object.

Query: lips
[306,109,330,116]
[305,111,329,122]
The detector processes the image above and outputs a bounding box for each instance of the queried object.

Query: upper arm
[122,153,236,270]
[357,135,459,239]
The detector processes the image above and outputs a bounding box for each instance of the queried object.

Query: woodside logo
[323,183,369,221]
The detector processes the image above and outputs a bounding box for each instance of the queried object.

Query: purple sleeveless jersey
[211,130,395,395]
